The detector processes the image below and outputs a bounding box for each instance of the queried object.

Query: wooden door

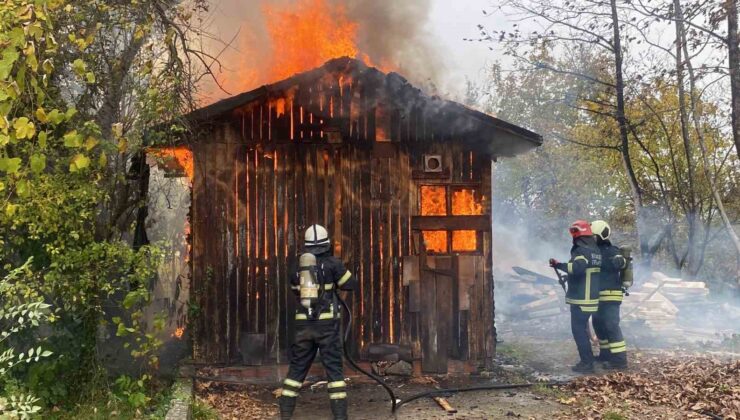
[419,256,454,373]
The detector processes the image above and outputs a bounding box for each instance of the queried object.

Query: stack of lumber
[623,272,716,339]
[622,290,678,328]
[496,267,566,320]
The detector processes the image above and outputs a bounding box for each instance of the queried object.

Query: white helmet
[305,224,330,247]
[591,220,611,241]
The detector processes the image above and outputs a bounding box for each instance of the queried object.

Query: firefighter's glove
[548,258,559,268]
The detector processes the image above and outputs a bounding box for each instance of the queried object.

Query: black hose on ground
[337,295,399,412]
[336,294,565,414]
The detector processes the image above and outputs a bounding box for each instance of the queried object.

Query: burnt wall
[187,68,496,370]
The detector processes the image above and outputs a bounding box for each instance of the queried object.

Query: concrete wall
[144,155,191,374]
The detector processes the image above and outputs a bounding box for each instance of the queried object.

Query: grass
[603,411,627,420]
[45,378,176,420]
[496,342,533,362]
[531,383,569,400]
[192,398,219,420]
[45,395,138,420]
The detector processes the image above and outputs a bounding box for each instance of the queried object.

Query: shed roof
[186,57,542,157]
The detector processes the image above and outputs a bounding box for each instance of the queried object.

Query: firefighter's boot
[595,352,610,363]
[606,352,628,370]
[330,398,348,420]
[571,360,595,374]
[278,396,297,419]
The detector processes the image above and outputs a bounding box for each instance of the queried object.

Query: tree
[483,0,667,262]
[0,0,210,411]
[480,1,739,284]
[674,0,740,282]
[726,0,740,159]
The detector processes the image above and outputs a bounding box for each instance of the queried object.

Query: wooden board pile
[497,268,739,342]
[622,272,718,340]
[496,267,567,320]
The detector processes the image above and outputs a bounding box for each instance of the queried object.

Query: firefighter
[590,220,628,370]
[278,225,357,420]
[549,220,602,373]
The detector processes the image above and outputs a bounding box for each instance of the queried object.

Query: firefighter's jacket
[290,252,356,324]
[597,239,627,303]
[556,236,601,313]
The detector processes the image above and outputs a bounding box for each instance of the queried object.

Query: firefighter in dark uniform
[549,220,601,373]
[590,220,628,370]
[278,225,356,420]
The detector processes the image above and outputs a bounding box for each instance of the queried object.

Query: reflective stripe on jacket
[564,236,601,311]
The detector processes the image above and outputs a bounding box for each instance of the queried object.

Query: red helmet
[569,220,593,238]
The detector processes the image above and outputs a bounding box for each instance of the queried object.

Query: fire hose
[552,267,568,292]
[335,294,566,413]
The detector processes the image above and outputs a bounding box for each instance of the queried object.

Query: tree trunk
[610,0,647,258]
[674,0,699,276]
[726,0,740,160]
[678,0,740,284]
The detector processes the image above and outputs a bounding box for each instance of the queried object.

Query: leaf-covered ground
[194,381,278,419]
[193,344,739,419]
[558,352,740,419]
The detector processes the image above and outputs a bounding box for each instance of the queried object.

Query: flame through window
[419,186,482,253]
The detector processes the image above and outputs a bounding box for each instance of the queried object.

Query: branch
[551,132,620,150]
[533,61,616,88]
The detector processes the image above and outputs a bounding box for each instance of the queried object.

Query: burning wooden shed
[157,57,541,374]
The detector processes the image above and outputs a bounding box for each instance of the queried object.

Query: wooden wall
[188,68,496,369]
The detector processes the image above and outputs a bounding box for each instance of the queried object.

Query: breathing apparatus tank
[298,252,320,315]
[620,246,634,289]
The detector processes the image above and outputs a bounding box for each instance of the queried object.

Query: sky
[427,0,501,95]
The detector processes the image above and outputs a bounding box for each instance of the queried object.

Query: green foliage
[0,259,53,419]
[0,393,42,419]
[192,399,219,420]
[0,0,201,415]
[113,374,151,409]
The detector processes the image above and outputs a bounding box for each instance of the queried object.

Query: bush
[0,259,52,418]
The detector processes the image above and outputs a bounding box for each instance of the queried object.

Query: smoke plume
[492,163,740,350]
[199,0,443,103]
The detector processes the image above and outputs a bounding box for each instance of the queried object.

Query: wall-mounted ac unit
[423,155,443,173]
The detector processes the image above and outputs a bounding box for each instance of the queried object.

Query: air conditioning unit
[423,155,443,173]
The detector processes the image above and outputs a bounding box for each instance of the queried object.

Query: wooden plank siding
[188,67,498,370]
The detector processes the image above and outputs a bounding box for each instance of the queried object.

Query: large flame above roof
[211,0,377,99]
[264,0,371,82]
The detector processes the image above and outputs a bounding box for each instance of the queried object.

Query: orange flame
[210,0,378,100]
[150,147,194,181]
[452,189,482,251]
[263,0,366,82]
[172,327,185,339]
[419,187,483,253]
[420,185,447,253]
[452,189,482,216]
[420,185,447,216]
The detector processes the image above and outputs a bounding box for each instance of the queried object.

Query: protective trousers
[570,305,594,364]
[278,321,347,420]
[593,301,626,364]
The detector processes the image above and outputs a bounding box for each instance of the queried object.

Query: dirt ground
[196,373,568,419]
[196,321,740,419]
